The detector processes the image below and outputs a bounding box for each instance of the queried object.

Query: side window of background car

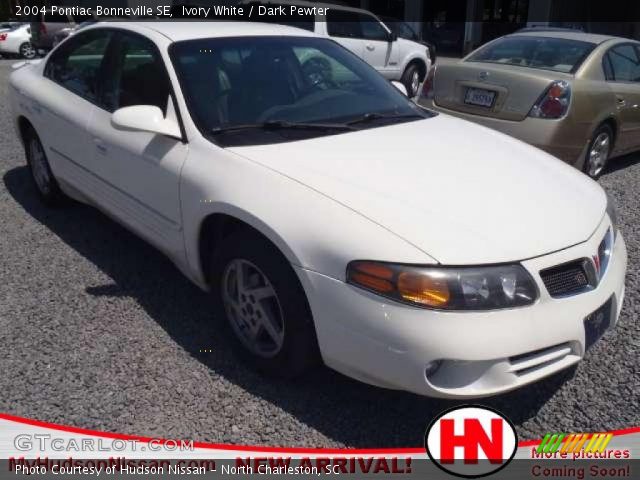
[360,15,390,41]
[101,33,170,114]
[44,30,111,101]
[327,10,363,39]
[292,46,360,86]
[603,53,614,81]
[606,45,640,82]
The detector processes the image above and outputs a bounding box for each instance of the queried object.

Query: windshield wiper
[211,120,355,135]
[346,112,426,126]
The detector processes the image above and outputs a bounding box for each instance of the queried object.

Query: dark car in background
[52,21,98,47]
[30,8,92,51]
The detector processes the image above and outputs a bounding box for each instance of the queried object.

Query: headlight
[347,261,538,310]
[606,192,618,238]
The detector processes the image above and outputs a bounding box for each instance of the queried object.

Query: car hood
[228,114,605,264]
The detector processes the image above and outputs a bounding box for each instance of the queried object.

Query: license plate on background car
[584,297,612,350]
[464,88,496,107]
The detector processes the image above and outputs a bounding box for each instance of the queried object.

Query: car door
[86,30,187,255]
[38,28,112,187]
[359,13,397,78]
[603,43,640,152]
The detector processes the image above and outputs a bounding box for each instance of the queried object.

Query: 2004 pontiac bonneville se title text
[14,4,330,18]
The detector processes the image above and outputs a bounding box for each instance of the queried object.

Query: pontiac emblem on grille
[478,71,490,81]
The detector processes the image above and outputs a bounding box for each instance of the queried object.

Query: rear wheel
[24,127,66,205]
[19,42,37,59]
[401,63,422,98]
[210,229,320,377]
[583,125,613,179]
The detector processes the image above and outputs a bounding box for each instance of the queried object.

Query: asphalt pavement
[0,58,638,448]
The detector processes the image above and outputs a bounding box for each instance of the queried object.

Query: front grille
[540,260,592,298]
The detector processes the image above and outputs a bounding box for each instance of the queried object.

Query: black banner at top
[3,0,640,23]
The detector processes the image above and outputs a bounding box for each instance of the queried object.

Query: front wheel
[19,42,37,59]
[24,127,66,205]
[401,64,422,98]
[583,125,613,179]
[210,230,320,378]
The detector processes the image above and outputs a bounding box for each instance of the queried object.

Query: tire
[24,126,67,205]
[583,124,613,179]
[401,63,422,98]
[19,42,37,60]
[210,229,320,378]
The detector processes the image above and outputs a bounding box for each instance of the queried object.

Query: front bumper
[419,98,591,166]
[296,220,626,398]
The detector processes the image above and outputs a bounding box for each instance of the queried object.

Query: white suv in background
[244,0,432,97]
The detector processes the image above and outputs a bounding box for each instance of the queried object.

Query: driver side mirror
[111,105,181,139]
[391,80,408,96]
[387,31,398,42]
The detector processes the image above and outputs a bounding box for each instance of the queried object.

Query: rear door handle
[94,138,108,155]
[616,96,626,106]
[366,44,375,51]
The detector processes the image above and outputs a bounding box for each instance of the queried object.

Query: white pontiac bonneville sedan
[10,22,627,398]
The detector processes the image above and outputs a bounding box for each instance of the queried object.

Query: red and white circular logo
[425,405,518,478]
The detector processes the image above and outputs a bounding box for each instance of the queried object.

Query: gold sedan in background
[421,31,640,179]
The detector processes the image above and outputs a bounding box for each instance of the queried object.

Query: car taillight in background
[422,67,436,99]
[39,23,47,35]
[529,80,571,119]
[0,33,7,41]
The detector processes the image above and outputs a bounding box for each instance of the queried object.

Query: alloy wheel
[20,43,36,59]
[221,258,285,358]
[411,71,420,96]
[587,132,611,178]
[29,138,51,195]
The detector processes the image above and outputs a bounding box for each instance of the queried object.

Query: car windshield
[170,36,430,146]
[467,36,596,73]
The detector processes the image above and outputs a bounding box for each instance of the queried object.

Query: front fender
[180,138,436,287]
[400,52,430,77]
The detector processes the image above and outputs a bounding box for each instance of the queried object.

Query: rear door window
[327,11,388,41]
[327,10,363,39]
[606,45,640,82]
[44,29,112,102]
[360,14,389,41]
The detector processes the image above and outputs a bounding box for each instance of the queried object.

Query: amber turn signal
[347,261,394,293]
[397,272,450,307]
[347,261,451,307]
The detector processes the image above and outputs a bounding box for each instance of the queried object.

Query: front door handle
[366,44,375,51]
[94,138,108,155]
[31,100,42,114]
[616,96,626,107]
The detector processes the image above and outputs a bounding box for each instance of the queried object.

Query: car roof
[509,30,629,45]
[99,21,318,42]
